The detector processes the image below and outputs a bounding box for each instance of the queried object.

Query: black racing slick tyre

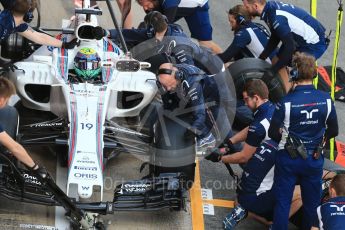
[151,115,196,190]
[228,58,286,103]
[0,105,19,139]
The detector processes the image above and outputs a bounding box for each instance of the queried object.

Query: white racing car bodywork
[9,12,158,200]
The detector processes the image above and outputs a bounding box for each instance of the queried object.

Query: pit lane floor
[1,0,345,229]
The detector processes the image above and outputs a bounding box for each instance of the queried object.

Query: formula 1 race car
[0,0,194,226]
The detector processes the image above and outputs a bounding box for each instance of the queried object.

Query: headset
[157,68,184,80]
[289,61,317,82]
[10,0,34,23]
[155,64,206,95]
[289,63,299,82]
[144,11,168,38]
[155,66,184,94]
[236,14,246,26]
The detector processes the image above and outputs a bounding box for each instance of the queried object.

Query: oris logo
[74,173,97,179]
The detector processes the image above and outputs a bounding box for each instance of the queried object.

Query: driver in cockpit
[71,47,102,82]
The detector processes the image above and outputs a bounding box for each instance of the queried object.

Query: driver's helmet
[74,48,101,79]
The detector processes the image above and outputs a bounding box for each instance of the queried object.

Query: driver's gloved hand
[61,38,80,49]
[204,148,223,162]
[28,163,49,180]
[261,67,276,83]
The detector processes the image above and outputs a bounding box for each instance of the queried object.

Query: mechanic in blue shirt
[268,52,339,230]
[108,11,194,67]
[0,77,47,177]
[135,0,222,54]
[218,5,273,65]
[242,0,328,79]
[312,174,345,230]
[205,79,303,229]
[0,0,78,67]
[156,62,236,148]
[109,11,218,72]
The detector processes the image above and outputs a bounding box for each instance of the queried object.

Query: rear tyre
[228,58,286,103]
[151,115,196,190]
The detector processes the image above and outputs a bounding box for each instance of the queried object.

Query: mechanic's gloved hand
[3,62,18,72]
[221,139,238,155]
[0,59,18,72]
[92,26,109,40]
[61,38,80,49]
[261,68,276,83]
[204,148,223,162]
[28,163,49,180]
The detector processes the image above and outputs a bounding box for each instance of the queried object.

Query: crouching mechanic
[205,79,303,229]
[0,77,47,178]
[268,53,339,230]
[218,5,274,65]
[312,173,345,230]
[157,63,235,148]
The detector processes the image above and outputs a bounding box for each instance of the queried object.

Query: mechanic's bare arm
[19,27,63,47]
[229,127,249,145]
[0,131,35,168]
[221,142,256,164]
[311,227,319,230]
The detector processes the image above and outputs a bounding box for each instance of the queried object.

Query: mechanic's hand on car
[204,148,223,162]
[221,139,238,155]
[61,38,80,49]
[0,59,18,72]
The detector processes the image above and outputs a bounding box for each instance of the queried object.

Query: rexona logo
[30,122,63,128]
[74,166,97,171]
[74,173,97,179]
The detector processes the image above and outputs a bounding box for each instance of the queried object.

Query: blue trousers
[272,150,323,230]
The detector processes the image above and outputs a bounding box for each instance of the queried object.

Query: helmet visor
[75,59,100,70]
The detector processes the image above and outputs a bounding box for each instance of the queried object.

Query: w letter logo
[300,109,319,119]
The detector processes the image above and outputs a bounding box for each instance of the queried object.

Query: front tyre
[151,115,196,190]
